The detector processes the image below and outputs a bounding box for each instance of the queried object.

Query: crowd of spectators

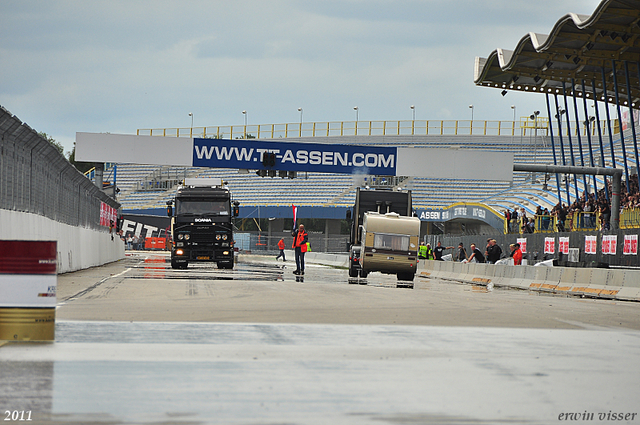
[504,174,640,233]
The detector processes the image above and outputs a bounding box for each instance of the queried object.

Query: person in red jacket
[291,224,308,275]
[512,243,523,265]
[276,238,286,262]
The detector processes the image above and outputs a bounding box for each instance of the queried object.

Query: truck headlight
[216,234,221,240]
[222,234,228,240]
[184,234,190,240]
[178,234,183,240]
[176,249,184,255]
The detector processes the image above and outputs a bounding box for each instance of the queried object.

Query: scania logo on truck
[194,218,212,222]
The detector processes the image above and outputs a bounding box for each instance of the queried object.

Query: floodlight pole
[513,163,622,230]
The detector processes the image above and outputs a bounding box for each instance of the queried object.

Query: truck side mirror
[166,201,173,217]
[233,201,240,217]
[346,210,352,221]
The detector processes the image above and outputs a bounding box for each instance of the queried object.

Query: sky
[1,0,603,155]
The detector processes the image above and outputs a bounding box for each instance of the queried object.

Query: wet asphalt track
[1,251,640,425]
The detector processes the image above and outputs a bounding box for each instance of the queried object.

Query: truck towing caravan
[359,212,421,281]
[346,187,419,280]
[166,178,239,269]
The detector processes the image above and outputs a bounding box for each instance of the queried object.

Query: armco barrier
[416,260,640,302]
[0,210,124,273]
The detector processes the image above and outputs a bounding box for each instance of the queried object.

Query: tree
[39,132,64,155]
[67,143,94,174]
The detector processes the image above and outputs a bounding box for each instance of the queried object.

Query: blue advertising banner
[192,138,398,175]
[416,203,505,230]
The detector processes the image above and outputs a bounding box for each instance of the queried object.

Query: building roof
[474,0,640,107]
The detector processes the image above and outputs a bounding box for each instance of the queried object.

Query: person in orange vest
[511,243,523,265]
[276,238,286,261]
[291,224,308,275]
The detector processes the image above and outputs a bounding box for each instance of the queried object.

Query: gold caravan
[359,212,420,281]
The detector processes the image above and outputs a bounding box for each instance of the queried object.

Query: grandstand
[106,125,637,223]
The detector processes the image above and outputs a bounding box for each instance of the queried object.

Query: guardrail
[137,117,619,140]
[523,209,640,233]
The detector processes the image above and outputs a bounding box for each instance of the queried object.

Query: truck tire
[359,269,368,278]
[171,259,180,269]
[397,272,414,281]
[348,264,359,278]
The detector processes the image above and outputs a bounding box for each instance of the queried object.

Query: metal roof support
[513,163,623,230]
[561,83,581,201]
[545,92,563,205]
[553,93,572,204]
[624,61,640,175]
[591,78,610,200]
[581,79,599,195]
[571,78,590,194]
[611,60,631,193]
[601,67,619,184]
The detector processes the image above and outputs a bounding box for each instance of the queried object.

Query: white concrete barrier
[414,258,639,302]
[0,210,124,274]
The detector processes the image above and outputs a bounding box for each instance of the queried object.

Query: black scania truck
[167,178,239,269]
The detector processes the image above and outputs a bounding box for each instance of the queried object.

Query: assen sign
[75,133,514,181]
[193,138,396,175]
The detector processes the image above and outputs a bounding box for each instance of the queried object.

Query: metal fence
[138,116,618,140]
[0,105,119,229]
[427,228,640,268]
[234,232,349,254]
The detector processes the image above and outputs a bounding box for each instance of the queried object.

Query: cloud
[0,0,602,153]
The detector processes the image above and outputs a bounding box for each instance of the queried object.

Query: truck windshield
[176,200,229,215]
[373,233,410,251]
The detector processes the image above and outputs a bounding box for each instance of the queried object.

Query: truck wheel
[359,270,368,278]
[171,259,180,269]
[397,272,414,281]
[348,264,358,278]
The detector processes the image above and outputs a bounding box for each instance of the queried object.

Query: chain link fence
[0,106,119,230]
[234,232,349,254]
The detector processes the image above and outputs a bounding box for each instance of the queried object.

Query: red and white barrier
[0,240,57,341]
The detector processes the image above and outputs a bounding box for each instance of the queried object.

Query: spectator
[520,208,528,233]
[526,218,535,234]
[467,243,485,263]
[510,208,519,233]
[486,239,502,264]
[434,241,454,261]
[542,208,551,230]
[456,243,468,262]
[512,243,523,265]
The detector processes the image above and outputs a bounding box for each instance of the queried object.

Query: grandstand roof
[474,0,640,107]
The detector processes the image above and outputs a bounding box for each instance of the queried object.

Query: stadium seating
[110,132,637,216]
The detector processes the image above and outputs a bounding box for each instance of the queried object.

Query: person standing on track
[292,224,308,275]
[276,238,286,261]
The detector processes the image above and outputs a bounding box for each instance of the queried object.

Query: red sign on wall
[623,235,638,255]
[100,202,117,227]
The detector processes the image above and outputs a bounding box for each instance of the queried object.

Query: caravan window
[373,233,410,251]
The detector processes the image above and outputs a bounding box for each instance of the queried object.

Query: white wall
[0,210,124,274]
